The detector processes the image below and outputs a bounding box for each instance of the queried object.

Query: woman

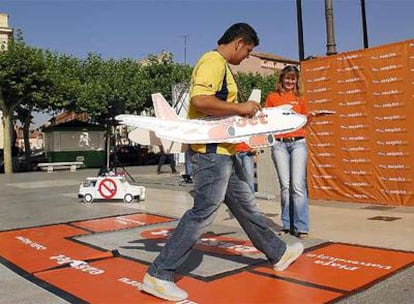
[265,65,312,239]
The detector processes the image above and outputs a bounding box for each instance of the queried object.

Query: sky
[1,0,414,126]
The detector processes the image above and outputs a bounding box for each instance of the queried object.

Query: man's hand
[237,100,262,117]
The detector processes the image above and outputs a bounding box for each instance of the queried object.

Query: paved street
[1,166,413,303]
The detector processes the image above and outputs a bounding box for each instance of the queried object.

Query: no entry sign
[98,178,117,199]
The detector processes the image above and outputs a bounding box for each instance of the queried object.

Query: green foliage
[235,72,279,105]
[0,29,279,174]
[137,53,192,111]
[75,52,192,122]
[0,31,53,111]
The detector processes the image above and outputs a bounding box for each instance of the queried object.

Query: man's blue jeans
[184,149,193,176]
[148,152,287,281]
[235,152,255,193]
[271,138,309,233]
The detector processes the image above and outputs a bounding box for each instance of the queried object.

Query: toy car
[78,175,146,204]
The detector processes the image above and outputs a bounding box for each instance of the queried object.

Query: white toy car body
[78,175,146,203]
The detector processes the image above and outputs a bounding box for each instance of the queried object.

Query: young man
[141,23,304,302]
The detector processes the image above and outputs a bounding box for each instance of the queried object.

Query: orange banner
[303,39,414,206]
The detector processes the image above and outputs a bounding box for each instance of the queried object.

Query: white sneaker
[141,273,188,302]
[274,242,304,271]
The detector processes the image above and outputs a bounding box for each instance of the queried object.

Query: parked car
[16,149,48,172]
[78,174,146,204]
[110,145,160,166]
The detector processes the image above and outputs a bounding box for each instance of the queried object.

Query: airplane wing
[127,126,185,153]
[128,128,163,146]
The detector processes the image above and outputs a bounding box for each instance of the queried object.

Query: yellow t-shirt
[188,51,237,155]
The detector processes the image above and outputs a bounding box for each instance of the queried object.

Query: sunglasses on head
[282,65,299,73]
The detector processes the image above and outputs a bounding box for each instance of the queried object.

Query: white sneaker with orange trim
[273,242,304,271]
[141,273,188,302]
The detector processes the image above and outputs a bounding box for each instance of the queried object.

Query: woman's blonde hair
[275,65,303,96]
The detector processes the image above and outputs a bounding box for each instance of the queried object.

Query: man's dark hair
[217,23,259,46]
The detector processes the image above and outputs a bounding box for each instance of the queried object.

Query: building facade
[0,13,13,150]
[230,52,299,75]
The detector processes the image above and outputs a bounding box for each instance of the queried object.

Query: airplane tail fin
[151,93,179,121]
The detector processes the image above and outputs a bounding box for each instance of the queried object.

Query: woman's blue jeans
[271,138,309,233]
[148,152,287,281]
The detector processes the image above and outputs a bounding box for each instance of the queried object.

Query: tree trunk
[2,110,13,174]
[23,106,33,171]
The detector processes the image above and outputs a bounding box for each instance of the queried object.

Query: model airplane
[116,91,307,149]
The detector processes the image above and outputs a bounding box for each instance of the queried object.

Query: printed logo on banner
[345,193,370,199]
[313,163,335,168]
[340,124,368,130]
[341,146,370,152]
[311,120,333,126]
[141,228,260,255]
[313,185,335,191]
[339,100,366,106]
[311,132,334,137]
[377,152,409,157]
[305,65,330,72]
[378,164,410,170]
[315,152,336,157]
[371,64,403,72]
[342,158,371,164]
[50,255,105,275]
[340,112,367,118]
[16,236,47,250]
[307,87,329,93]
[337,77,362,84]
[309,98,331,104]
[337,54,362,60]
[375,115,407,121]
[344,170,372,176]
[98,178,117,199]
[370,52,399,60]
[376,128,407,133]
[376,140,409,146]
[344,182,371,188]
[311,143,335,148]
[305,252,391,271]
[307,76,329,83]
[337,66,362,72]
[373,102,405,108]
[312,175,336,180]
[372,89,403,96]
[380,177,411,183]
[372,77,402,84]
[338,89,364,95]
[381,189,413,196]
[340,136,369,141]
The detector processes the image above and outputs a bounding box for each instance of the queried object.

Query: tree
[235,72,278,105]
[138,52,192,111]
[74,52,192,168]
[0,31,58,174]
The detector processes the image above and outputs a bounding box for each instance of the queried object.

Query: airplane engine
[226,126,236,137]
[207,124,232,140]
[248,134,275,148]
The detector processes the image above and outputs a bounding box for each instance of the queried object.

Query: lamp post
[182,34,189,65]
[360,0,369,48]
[325,0,337,55]
[296,0,305,61]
